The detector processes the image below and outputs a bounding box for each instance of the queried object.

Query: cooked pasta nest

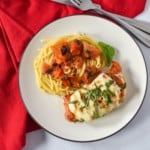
[34,33,106,95]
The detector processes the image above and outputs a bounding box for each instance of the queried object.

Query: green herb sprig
[98,41,115,66]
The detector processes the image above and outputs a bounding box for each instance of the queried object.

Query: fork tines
[71,0,82,5]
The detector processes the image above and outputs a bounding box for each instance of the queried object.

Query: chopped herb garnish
[79,118,84,122]
[82,83,113,108]
[69,100,79,104]
[102,90,112,104]
[105,80,114,88]
[107,89,115,96]
[105,80,115,97]
[93,111,99,119]
[93,101,100,119]
[80,106,86,110]
[83,84,102,107]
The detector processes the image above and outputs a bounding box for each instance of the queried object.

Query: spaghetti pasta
[34,33,105,95]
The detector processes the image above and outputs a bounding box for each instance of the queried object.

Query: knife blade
[50,0,150,35]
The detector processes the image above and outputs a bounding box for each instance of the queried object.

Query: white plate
[19,15,147,142]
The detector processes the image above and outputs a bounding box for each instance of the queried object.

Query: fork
[51,0,150,34]
[70,0,150,47]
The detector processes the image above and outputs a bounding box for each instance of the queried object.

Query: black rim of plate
[18,14,148,143]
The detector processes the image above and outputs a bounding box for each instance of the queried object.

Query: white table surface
[23,1,150,150]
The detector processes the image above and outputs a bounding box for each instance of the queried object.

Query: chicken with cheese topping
[64,61,126,122]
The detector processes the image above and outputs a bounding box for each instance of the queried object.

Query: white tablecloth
[23,1,150,149]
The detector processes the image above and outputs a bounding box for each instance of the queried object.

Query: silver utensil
[51,0,150,34]
[69,0,150,47]
[51,0,150,47]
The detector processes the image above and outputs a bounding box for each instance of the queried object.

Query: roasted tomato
[50,66,64,79]
[70,39,83,56]
[83,42,100,59]
[81,67,100,84]
[107,61,122,75]
[64,95,76,121]
[41,63,51,74]
[106,61,125,88]
[51,41,71,64]
[73,56,84,69]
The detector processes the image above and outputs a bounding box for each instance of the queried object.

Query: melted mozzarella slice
[68,73,126,122]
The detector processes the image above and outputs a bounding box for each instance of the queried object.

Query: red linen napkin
[0,0,146,149]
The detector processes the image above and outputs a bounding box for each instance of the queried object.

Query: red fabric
[0,0,146,149]
[93,0,146,17]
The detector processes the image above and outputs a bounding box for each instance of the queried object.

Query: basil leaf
[98,41,115,66]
